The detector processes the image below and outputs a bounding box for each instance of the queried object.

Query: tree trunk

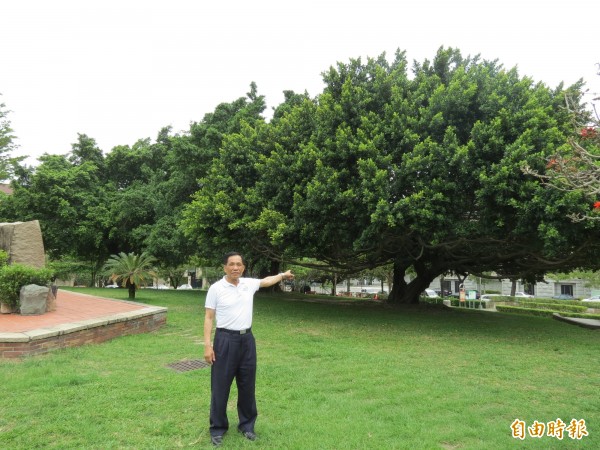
[440,275,445,297]
[330,273,337,296]
[387,261,407,303]
[259,260,281,292]
[387,260,438,304]
[510,279,517,296]
[389,278,432,303]
[127,281,136,299]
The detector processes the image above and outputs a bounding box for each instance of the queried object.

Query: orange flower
[594,201,600,210]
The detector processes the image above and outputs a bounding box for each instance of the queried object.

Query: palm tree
[103,252,157,299]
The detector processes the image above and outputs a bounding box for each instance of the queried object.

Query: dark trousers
[210,329,258,437]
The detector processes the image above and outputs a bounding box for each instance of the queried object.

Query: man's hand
[203,308,216,364]
[282,270,295,280]
[204,344,215,364]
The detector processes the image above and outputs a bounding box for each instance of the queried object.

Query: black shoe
[211,435,223,447]
[238,429,257,441]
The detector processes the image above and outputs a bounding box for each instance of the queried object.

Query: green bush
[486,296,514,302]
[582,301,600,308]
[0,264,54,308]
[0,250,9,268]
[514,301,588,313]
[525,297,582,305]
[456,299,490,309]
[420,297,490,309]
[557,311,600,320]
[495,305,555,317]
[420,296,445,305]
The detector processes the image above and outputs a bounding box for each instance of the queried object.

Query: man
[204,252,294,447]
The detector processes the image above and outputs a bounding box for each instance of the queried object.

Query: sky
[3,0,599,166]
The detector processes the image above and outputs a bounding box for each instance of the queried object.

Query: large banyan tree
[182,47,600,303]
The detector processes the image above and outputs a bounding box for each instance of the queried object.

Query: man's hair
[222,251,245,265]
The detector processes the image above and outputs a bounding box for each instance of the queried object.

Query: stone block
[19,284,49,315]
[0,220,46,268]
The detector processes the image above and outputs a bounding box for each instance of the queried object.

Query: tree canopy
[524,67,600,222]
[2,48,599,301]
[181,47,600,302]
[103,252,157,299]
[0,96,24,182]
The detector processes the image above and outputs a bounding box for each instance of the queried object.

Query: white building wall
[428,276,503,294]
[430,276,592,299]
[330,274,592,299]
[504,279,591,299]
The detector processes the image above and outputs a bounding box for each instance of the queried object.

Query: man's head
[222,252,245,281]
[222,252,245,265]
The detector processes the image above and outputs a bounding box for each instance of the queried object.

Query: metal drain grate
[166,359,211,372]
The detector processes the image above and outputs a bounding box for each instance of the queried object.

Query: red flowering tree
[525,66,600,221]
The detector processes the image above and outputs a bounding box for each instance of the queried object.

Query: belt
[217,327,252,335]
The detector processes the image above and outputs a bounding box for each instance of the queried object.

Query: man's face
[224,255,245,280]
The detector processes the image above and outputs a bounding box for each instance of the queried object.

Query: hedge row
[495,305,555,317]
[420,297,491,309]
[519,297,589,306]
[496,305,600,320]
[557,311,600,320]
[514,301,588,313]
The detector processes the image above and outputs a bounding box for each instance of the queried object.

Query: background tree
[554,269,600,290]
[180,85,285,274]
[524,66,600,222]
[103,252,157,299]
[361,264,394,293]
[156,264,188,288]
[0,135,115,284]
[0,96,25,181]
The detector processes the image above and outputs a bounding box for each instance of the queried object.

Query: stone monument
[0,220,48,314]
[0,220,46,268]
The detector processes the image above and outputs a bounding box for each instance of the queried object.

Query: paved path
[553,313,600,330]
[0,289,147,333]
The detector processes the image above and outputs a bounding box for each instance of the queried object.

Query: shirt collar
[222,276,244,287]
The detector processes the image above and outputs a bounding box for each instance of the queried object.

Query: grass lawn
[1,288,598,449]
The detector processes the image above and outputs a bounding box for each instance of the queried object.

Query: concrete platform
[0,290,167,358]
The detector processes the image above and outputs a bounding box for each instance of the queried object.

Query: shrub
[420,296,444,305]
[0,264,54,308]
[557,311,600,320]
[526,297,582,305]
[0,250,9,268]
[455,299,490,309]
[420,297,490,309]
[484,296,514,302]
[496,305,555,317]
[514,301,588,313]
[582,301,600,308]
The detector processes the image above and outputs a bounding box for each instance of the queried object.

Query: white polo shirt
[205,276,261,330]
